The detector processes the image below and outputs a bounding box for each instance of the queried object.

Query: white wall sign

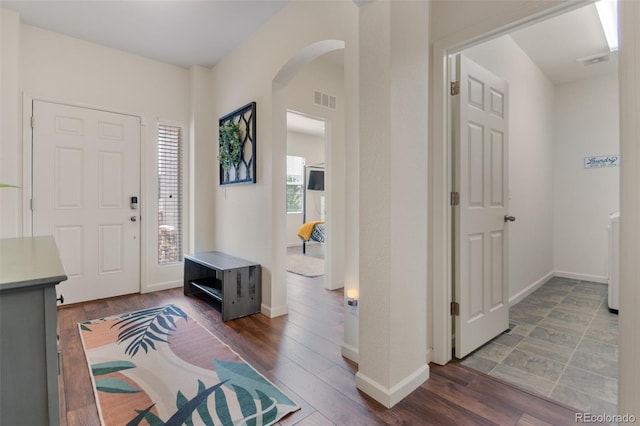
[584,155,620,169]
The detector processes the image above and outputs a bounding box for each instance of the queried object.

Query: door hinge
[30,199,33,211]
[450,191,460,206]
[450,81,460,96]
[30,116,35,129]
[451,301,460,316]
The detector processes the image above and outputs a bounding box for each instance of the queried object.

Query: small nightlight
[347,289,358,306]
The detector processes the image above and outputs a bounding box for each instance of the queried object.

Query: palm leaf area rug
[79,304,299,426]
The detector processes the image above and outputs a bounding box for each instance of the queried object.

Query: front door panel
[33,100,141,304]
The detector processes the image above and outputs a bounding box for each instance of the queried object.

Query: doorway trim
[430,0,596,365]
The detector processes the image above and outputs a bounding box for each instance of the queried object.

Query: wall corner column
[1,8,22,238]
[356,0,430,408]
[189,65,215,253]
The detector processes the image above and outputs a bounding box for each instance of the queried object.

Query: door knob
[504,215,516,222]
[130,216,137,222]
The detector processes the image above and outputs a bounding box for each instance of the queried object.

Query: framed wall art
[218,102,256,185]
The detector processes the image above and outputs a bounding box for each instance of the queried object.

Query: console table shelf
[189,278,223,302]
[184,251,261,321]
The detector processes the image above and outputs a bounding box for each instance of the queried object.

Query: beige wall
[207,0,357,316]
[554,72,619,282]
[1,15,191,292]
[0,9,21,237]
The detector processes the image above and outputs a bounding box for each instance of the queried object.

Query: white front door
[32,100,141,304]
[453,55,511,358]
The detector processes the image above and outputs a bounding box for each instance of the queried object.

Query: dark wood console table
[183,251,261,321]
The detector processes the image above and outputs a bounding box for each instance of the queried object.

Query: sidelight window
[158,124,183,265]
[286,155,304,213]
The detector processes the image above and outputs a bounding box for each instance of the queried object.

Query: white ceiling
[509,3,618,84]
[1,1,616,82]
[1,0,288,68]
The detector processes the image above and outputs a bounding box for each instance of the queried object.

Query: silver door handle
[504,215,516,222]
[130,216,137,222]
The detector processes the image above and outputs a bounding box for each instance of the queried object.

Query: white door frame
[429,1,595,365]
[22,94,146,293]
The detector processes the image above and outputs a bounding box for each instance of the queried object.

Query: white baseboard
[509,270,609,307]
[261,303,288,318]
[141,280,182,294]
[509,271,554,306]
[554,270,608,284]
[355,363,429,408]
[325,280,344,291]
[341,343,359,363]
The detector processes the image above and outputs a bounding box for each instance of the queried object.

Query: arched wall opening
[270,40,347,318]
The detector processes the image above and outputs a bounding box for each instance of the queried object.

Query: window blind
[158,124,183,264]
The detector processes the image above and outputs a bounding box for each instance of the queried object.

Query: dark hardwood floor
[57,269,598,425]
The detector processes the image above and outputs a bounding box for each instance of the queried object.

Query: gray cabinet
[184,251,261,321]
[0,236,67,426]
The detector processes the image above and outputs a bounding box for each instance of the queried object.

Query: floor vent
[314,90,337,110]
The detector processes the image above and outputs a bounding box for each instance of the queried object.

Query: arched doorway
[270,40,346,314]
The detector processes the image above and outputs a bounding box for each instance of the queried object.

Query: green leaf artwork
[111,304,187,357]
[213,387,232,425]
[95,377,141,394]
[195,380,216,426]
[218,121,243,171]
[255,390,278,425]
[232,385,257,424]
[91,360,136,376]
[128,404,160,426]
[214,359,295,407]
[92,361,140,394]
[129,380,229,426]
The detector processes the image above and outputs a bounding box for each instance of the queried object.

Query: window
[286,156,304,213]
[158,124,183,264]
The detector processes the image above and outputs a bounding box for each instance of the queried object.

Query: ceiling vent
[314,90,337,110]
[577,53,610,67]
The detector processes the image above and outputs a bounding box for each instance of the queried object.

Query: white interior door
[454,55,511,358]
[32,100,141,304]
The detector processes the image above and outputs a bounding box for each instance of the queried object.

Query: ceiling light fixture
[596,0,619,52]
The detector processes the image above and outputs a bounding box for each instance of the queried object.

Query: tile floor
[461,277,618,416]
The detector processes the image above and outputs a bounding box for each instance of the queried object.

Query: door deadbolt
[130,216,137,222]
[504,215,516,222]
